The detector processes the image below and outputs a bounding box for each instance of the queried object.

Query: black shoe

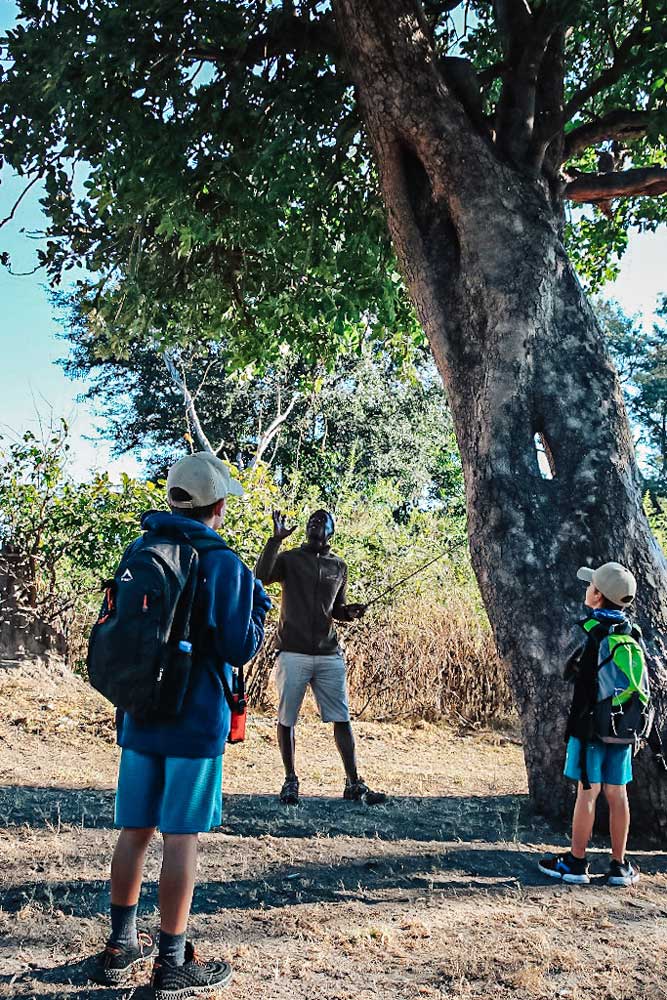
[88,931,157,985]
[606,859,640,886]
[280,775,299,805]
[151,941,233,998]
[537,852,590,885]
[344,778,388,805]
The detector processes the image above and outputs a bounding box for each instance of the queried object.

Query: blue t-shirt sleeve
[205,553,270,668]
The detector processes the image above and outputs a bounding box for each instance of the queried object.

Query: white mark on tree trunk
[534,432,555,479]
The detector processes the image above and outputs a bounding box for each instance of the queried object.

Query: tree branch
[494,0,532,43]
[162,350,216,454]
[565,166,667,203]
[564,3,651,121]
[186,11,340,68]
[252,392,301,466]
[0,173,43,230]
[7,263,43,276]
[422,0,462,14]
[494,0,564,164]
[477,60,506,87]
[563,109,666,161]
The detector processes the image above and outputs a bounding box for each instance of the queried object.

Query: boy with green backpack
[538,561,653,887]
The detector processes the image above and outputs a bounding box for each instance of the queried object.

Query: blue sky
[1,2,665,481]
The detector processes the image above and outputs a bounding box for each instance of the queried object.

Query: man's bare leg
[277,723,300,803]
[335,721,387,803]
[277,722,297,778]
[333,721,359,783]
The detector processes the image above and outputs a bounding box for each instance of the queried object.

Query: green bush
[645,493,667,553]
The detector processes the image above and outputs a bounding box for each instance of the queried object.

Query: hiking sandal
[279,775,299,805]
[88,931,157,985]
[344,778,388,805]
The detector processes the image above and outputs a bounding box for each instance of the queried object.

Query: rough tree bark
[333,0,667,833]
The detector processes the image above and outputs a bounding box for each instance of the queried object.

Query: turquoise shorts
[115,748,223,834]
[564,736,633,786]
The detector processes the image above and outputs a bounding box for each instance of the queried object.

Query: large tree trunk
[334,0,667,834]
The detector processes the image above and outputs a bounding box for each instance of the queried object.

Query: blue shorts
[564,736,633,786]
[115,749,223,834]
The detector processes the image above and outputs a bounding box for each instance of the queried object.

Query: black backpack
[87,530,226,721]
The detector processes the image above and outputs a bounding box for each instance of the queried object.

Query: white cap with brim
[576,561,636,606]
[167,452,244,508]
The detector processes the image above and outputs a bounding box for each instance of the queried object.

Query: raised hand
[272,509,296,540]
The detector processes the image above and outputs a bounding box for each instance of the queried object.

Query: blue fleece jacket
[116,511,271,759]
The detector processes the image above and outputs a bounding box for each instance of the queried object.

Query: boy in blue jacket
[90,453,271,997]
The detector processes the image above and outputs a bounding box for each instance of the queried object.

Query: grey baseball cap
[166,452,244,508]
[576,561,636,606]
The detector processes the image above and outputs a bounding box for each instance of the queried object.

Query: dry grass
[248,595,512,725]
[2,662,667,1000]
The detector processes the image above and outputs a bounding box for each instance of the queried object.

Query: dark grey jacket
[255,537,355,654]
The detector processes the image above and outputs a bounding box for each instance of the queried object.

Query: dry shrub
[345,595,512,723]
[247,592,513,725]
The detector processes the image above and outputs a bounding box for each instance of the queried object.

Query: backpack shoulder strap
[580,616,605,635]
[178,533,241,561]
[220,664,246,712]
[647,717,667,771]
[580,617,608,648]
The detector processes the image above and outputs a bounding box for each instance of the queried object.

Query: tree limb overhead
[563,110,666,161]
[187,10,340,68]
[565,166,667,203]
[563,7,652,121]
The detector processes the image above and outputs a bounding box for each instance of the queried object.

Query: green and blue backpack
[581,617,653,746]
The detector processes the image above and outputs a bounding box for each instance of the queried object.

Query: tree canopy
[1,0,666,367]
[62,315,461,505]
[602,295,667,487]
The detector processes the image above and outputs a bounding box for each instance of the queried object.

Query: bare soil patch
[1,664,666,999]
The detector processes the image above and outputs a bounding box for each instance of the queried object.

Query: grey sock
[159,930,187,967]
[109,902,139,948]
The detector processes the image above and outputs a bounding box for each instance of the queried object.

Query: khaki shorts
[273,651,350,727]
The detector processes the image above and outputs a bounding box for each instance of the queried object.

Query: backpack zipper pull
[142,594,149,612]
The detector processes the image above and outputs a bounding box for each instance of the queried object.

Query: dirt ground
[1,661,666,1000]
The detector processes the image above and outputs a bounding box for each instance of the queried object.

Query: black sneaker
[88,931,157,985]
[279,775,299,805]
[343,778,388,805]
[538,852,590,884]
[151,942,233,998]
[606,859,640,886]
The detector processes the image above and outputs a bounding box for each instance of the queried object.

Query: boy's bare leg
[111,827,155,905]
[603,783,630,863]
[333,721,359,783]
[277,722,297,777]
[159,834,199,934]
[570,782,601,858]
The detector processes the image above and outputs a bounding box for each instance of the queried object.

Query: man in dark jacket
[256,508,387,806]
[90,452,271,996]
